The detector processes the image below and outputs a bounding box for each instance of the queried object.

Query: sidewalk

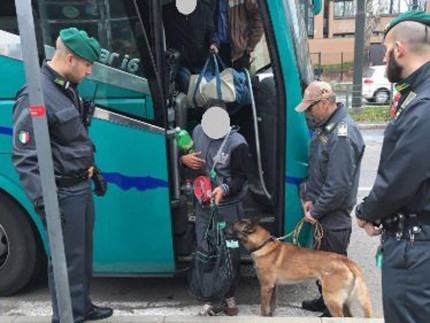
[0,315,384,323]
[357,122,387,130]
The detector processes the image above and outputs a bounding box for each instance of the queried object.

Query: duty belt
[382,213,430,243]
[56,166,95,188]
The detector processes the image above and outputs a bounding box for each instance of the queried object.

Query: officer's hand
[303,200,313,214]
[363,222,382,237]
[304,210,316,225]
[209,44,219,54]
[212,186,224,205]
[181,152,205,170]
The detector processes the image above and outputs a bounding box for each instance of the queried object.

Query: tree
[364,0,385,68]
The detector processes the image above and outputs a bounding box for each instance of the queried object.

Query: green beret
[384,11,430,35]
[59,28,101,63]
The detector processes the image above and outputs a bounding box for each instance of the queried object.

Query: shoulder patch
[337,122,348,137]
[18,130,31,144]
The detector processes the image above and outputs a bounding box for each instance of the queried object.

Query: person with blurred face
[12,28,112,322]
[181,100,249,316]
[355,11,430,323]
[295,81,365,317]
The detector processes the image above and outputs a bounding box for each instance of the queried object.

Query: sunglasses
[307,100,321,112]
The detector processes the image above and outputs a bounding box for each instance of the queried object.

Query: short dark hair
[204,99,227,111]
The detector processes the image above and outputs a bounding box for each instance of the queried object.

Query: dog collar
[250,235,276,253]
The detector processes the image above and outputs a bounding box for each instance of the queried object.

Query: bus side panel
[267,1,312,245]
[90,119,175,273]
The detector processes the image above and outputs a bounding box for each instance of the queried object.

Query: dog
[233,218,373,318]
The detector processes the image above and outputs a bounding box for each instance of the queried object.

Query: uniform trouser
[48,181,94,323]
[315,228,351,295]
[195,202,244,301]
[382,233,430,323]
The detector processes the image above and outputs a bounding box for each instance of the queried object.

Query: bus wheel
[0,194,44,296]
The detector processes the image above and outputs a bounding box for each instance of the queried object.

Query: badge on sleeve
[18,130,31,144]
[337,122,348,137]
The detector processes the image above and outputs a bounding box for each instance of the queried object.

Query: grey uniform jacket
[12,62,94,206]
[306,104,365,230]
[361,62,430,222]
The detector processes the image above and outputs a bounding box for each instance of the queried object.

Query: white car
[362,65,394,104]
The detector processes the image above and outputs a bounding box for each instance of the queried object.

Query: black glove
[82,100,96,128]
[233,52,251,71]
[92,166,108,197]
[355,196,368,220]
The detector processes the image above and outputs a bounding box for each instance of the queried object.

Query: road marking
[359,187,372,191]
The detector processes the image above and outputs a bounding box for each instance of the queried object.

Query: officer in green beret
[355,11,430,323]
[12,28,113,322]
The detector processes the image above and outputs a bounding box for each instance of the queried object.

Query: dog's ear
[244,218,259,234]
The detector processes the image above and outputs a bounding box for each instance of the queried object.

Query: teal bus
[0,0,320,295]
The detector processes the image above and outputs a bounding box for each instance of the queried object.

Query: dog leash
[276,218,324,249]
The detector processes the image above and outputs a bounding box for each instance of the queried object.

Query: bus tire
[0,194,44,296]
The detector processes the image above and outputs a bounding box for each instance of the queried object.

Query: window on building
[298,1,314,38]
[334,0,355,17]
[333,32,355,38]
[380,0,401,15]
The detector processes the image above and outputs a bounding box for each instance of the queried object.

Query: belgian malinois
[233,218,373,318]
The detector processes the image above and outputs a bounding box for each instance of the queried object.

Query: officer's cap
[59,28,101,63]
[295,81,334,113]
[384,11,430,36]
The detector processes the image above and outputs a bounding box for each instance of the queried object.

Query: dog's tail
[348,261,373,318]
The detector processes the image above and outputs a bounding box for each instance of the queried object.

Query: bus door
[37,0,175,274]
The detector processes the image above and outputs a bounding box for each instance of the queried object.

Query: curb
[0,315,384,323]
[357,123,387,130]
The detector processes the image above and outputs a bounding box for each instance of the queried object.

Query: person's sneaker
[302,296,326,312]
[198,303,225,316]
[224,297,239,316]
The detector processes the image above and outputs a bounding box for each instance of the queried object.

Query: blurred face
[65,54,93,84]
[383,33,404,83]
[305,98,330,123]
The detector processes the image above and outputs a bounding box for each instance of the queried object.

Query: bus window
[37,0,160,124]
[283,0,314,88]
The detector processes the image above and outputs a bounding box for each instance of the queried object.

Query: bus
[0,0,321,295]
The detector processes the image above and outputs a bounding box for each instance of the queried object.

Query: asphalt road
[0,129,385,319]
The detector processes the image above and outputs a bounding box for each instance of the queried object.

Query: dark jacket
[12,62,94,205]
[360,62,430,222]
[163,2,216,69]
[306,104,365,230]
[191,125,249,205]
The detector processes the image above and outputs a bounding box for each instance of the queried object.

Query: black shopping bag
[188,205,233,302]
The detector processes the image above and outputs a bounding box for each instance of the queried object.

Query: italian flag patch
[18,131,31,144]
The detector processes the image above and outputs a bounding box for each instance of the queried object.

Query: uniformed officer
[12,28,112,322]
[355,11,430,323]
[295,81,365,317]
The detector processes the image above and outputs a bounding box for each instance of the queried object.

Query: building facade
[301,0,430,67]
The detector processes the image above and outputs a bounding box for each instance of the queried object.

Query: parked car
[362,65,394,104]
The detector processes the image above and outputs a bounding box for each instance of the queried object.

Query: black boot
[302,296,326,312]
[85,304,113,321]
[319,309,332,317]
